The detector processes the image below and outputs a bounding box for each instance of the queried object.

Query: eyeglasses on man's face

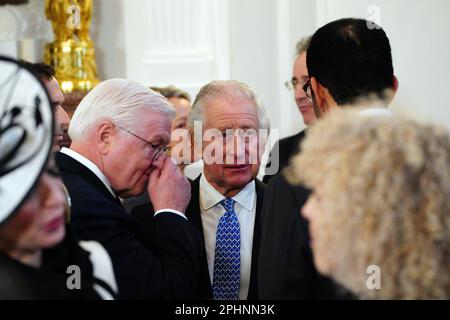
[116,125,170,162]
[284,78,313,102]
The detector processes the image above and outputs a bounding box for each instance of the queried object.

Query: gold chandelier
[44,0,99,93]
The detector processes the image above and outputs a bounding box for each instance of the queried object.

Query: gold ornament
[44,0,99,93]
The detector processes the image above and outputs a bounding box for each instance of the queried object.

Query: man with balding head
[55,78,202,299]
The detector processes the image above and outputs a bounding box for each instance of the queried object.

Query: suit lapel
[186,176,266,300]
[185,176,212,298]
[185,177,203,236]
[55,152,122,207]
[247,179,265,300]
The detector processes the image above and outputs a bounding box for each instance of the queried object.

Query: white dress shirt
[60,147,116,196]
[199,173,256,300]
[60,148,186,220]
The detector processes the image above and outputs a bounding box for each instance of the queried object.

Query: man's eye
[244,129,257,137]
[149,143,164,151]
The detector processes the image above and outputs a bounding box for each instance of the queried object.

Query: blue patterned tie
[212,197,241,300]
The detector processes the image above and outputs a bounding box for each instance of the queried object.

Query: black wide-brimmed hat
[0,56,54,225]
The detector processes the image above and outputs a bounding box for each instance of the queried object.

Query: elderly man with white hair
[55,78,202,299]
[132,80,270,300]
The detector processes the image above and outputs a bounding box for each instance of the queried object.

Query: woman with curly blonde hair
[288,108,450,299]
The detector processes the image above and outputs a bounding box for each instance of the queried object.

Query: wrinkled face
[202,95,261,197]
[293,52,316,125]
[42,77,69,150]
[301,187,332,274]
[0,158,66,252]
[104,111,172,198]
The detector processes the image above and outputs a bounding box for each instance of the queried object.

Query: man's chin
[117,183,148,199]
[224,170,254,186]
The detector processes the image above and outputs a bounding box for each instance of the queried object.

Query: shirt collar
[199,173,255,212]
[60,147,116,197]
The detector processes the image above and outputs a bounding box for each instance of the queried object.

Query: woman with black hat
[0,56,117,299]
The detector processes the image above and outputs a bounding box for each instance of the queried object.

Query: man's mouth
[223,164,249,170]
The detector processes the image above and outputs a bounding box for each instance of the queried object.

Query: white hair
[69,78,175,140]
[295,35,312,57]
[188,80,270,131]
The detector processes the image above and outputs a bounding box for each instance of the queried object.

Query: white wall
[1,0,449,130]
[315,0,450,129]
[91,0,127,80]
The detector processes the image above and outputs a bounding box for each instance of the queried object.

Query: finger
[151,155,166,170]
[148,166,161,186]
[161,157,178,176]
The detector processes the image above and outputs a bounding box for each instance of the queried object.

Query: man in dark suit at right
[263,36,314,183]
[258,18,398,299]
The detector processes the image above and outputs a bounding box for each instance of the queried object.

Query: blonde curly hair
[289,108,450,299]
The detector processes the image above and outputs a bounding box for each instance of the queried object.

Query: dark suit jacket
[55,152,203,299]
[132,176,266,300]
[0,231,103,300]
[258,172,355,299]
[262,130,306,183]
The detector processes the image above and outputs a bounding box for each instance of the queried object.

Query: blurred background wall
[1,0,449,140]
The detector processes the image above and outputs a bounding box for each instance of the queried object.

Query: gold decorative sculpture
[44,0,99,93]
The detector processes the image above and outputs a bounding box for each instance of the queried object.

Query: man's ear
[96,121,115,154]
[392,75,399,93]
[311,77,338,114]
[384,75,399,105]
[310,77,328,115]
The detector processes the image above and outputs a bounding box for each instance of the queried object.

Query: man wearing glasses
[258,18,398,299]
[262,36,314,183]
[55,79,202,299]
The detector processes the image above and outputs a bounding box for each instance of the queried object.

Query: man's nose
[294,84,305,100]
[225,134,247,162]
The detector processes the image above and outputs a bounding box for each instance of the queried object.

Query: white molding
[275,0,291,137]
[315,0,330,28]
[212,0,230,80]
[0,6,20,41]
[123,0,230,88]
[0,0,51,41]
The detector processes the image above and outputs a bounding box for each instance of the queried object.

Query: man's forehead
[140,111,172,134]
[205,95,256,113]
[205,107,258,127]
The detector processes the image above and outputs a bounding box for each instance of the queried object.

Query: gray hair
[69,78,175,140]
[150,85,191,103]
[188,80,270,131]
[295,35,312,57]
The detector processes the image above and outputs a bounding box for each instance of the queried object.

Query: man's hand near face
[147,156,191,213]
